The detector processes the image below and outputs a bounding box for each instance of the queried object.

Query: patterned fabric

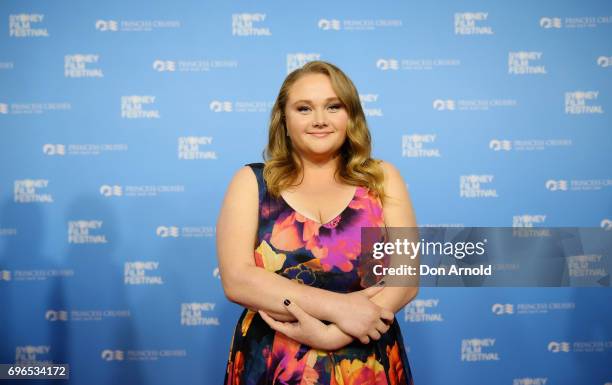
[224,162,414,385]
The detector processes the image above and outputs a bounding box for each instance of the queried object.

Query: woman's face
[284,73,349,161]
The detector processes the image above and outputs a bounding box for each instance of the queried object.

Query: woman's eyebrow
[291,97,340,106]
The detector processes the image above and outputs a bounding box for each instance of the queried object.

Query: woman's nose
[312,109,328,127]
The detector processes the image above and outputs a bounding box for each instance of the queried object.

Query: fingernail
[283,299,291,306]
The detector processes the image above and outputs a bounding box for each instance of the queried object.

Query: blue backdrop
[1,1,611,384]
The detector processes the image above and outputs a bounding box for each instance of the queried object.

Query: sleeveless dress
[223,162,414,385]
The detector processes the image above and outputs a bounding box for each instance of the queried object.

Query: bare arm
[369,161,420,313]
[216,166,345,322]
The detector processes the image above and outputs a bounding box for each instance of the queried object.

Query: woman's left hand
[258,299,354,351]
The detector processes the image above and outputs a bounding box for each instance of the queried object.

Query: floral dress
[223,162,414,385]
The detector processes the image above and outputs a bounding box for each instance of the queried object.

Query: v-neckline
[279,186,360,226]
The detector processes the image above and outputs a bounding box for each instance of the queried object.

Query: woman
[217,60,418,384]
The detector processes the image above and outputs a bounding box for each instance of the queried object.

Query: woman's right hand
[330,285,394,344]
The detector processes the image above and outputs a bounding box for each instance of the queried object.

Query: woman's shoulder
[374,159,404,186]
[226,163,260,196]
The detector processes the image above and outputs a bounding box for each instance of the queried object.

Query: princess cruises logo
[376,58,460,71]
[540,17,562,29]
[101,350,124,361]
[513,378,548,385]
[102,348,186,361]
[209,100,271,113]
[432,99,455,110]
[95,20,119,31]
[317,18,402,31]
[376,59,399,71]
[95,19,180,32]
[548,341,570,353]
[545,180,568,191]
[491,303,514,315]
[318,19,341,30]
[540,16,612,29]
[42,144,66,156]
[489,139,512,151]
[44,144,128,156]
[0,102,71,114]
[490,139,571,151]
[597,56,612,68]
[153,60,176,72]
[100,184,185,197]
[434,98,516,111]
[157,225,215,238]
[153,59,238,72]
[546,179,612,191]
[100,185,123,197]
[157,226,179,238]
[209,101,233,112]
[45,310,69,321]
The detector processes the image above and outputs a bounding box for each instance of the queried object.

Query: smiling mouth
[308,132,333,138]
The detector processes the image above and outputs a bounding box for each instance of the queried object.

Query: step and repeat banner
[1,0,611,384]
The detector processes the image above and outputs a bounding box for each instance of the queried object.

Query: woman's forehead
[287,75,338,103]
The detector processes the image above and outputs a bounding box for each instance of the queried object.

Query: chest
[279,185,358,225]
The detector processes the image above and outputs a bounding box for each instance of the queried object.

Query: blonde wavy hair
[262,60,386,201]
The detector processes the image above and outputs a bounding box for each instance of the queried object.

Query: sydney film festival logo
[232,13,271,36]
[564,91,604,114]
[286,53,321,74]
[64,54,103,78]
[14,179,53,203]
[124,261,163,285]
[9,14,49,37]
[121,96,160,119]
[180,303,219,326]
[461,338,499,361]
[460,175,498,198]
[404,299,443,322]
[508,51,547,75]
[68,220,108,244]
[178,136,217,160]
[402,134,441,158]
[454,12,493,35]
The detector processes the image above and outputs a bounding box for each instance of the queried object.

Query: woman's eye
[297,106,310,112]
[328,104,342,111]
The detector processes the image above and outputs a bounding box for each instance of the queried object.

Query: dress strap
[245,162,266,207]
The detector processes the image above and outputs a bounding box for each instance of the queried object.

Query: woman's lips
[308,132,333,138]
